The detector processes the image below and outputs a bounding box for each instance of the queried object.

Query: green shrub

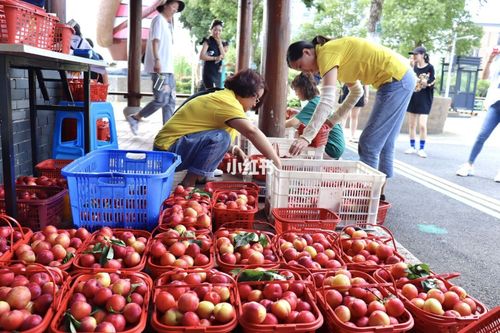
[476,80,490,97]
[287,97,301,108]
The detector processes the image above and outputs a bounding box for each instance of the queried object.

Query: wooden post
[46,0,66,22]
[259,0,290,137]
[128,0,142,107]
[236,0,253,72]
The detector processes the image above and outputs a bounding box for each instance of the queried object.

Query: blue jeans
[468,100,500,164]
[158,129,231,177]
[138,73,176,124]
[358,70,416,177]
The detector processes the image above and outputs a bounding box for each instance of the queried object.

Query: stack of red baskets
[67,78,109,102]
[51,22,73,53]
[0,0,58,49]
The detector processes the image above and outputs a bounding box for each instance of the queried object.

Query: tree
[367,0,384,40]
[293,0,370,41]
[380,0,482,55]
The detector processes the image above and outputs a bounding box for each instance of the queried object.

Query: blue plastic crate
[61,149,181,231]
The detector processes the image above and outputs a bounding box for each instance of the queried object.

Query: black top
[201,36,224,77]
[408,63,435,114]
[338,84,366,107]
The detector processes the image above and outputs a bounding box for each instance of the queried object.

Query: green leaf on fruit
[188,239,203,247]
[65,312,80,333]
[85,242,103,254]
[258,234,269,247]
[62,252,75,264]
[128,282,144,297]
[422,278,439,292]
[237,269,286,282]
[407,263,431,280]
[110,239,126,247]
[234,232,259,248]
[99,245,112,266]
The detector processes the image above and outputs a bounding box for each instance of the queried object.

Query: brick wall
[0,69,62,182]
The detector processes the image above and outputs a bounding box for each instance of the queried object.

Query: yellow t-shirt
[154,89,246,150]
[316,37,409,88]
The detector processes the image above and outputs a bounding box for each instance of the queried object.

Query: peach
[242,302,266,324]
[213,302,235,323]
[368,310,390,326]
[178,292,199,313]
[271,299,291,320]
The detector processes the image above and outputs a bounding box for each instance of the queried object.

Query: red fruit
[263,283,282,301]
[6,286,31,309]
[106,295,126,313]
[295,310,316,323]
[156,292,176,313]
[19,314,43,330]
[385,298,405,317]
[242,302,266,324]
[71,301,92,320]
[178,292,199,313]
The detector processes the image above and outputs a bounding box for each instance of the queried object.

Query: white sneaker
[456,164,474,177]
[213,168,224,177]
[494,170,500,183]
[126,115,139,136]
[405,147,417,154]
[417,149,427,158]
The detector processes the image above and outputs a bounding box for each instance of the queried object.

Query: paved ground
[112,100,500,309]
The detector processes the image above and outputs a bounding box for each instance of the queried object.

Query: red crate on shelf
[0,0,58,49]
[67,78,109,102]
[272,207,341,233]
[0,185,66,231]
[51,22,73,53]
[35,159,73,179]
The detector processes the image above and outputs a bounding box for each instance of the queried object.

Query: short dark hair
[291,73,320,100]
[286,35,331,67]
[225,69,267,108]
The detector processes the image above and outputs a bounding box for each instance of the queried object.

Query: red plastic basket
[67,78,109,102]
[236,267,324,333]
[297,123,330,148]
[205,181,260,195]
[72,228,151,273]
[35,159,73,179]
[146,229,214,278]
[50,271,152,333]
[0,0,58,49]
[152,268,239,333]
[377,200,392,225]
[373,269,489,333]
[339,224,406,272]
[272,207,341,233]
[242,155,267,181]
[0,263,68,333]
[0,214,32,262]
[212,189,259,230]
[317,269,414,333]
[0,185,66,231]
[52,22,73,53]
[458,307,500,333]
[96,118,111,141]
[214,220,280,273]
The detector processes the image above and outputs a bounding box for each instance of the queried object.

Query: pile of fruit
[73,227,149,271]
[147,229,213,277]
[276,230,344,271]
[13,225,90,269]
[215,223,279,271]
[51,271,151,333]
[152,269,237,330]
[236,269,323,330]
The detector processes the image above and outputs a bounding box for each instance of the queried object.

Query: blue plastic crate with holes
[61,149,181,231]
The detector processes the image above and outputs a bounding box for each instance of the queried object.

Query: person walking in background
[339,83,369,142]
[286,36,416,199]
[456,48,500,182]
[199,20,227,90]
[405,46,435,158]
[286,73,345,159]
[126,0,185,135]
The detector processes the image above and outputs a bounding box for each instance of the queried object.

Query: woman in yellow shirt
[287,36,416,198]
[154,69,281,187]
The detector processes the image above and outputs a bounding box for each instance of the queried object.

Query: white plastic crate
[242,137,325,159]
[265,159,386,225]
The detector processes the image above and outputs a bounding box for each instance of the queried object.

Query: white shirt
[144,14,174,74]
[70,35,92,50]
[485,56,500,108]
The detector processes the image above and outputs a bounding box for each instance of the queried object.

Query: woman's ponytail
[311,35,331,46]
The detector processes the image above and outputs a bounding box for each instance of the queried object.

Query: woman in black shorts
[405,46,435,158]
[199,20,227,90]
